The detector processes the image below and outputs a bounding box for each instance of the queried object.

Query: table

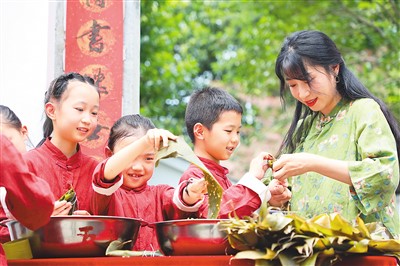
[7,255,398,266]
[8,256,250,266]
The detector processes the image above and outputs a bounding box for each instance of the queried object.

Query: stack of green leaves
[219,204,400,266]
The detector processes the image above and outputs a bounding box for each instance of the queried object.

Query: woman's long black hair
[37,72,97,147]
[275,30,400,164]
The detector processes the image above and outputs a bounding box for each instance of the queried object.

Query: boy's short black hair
[185,87,243,143]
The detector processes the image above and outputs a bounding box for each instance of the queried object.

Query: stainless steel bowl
[154,219,236,256]
[3,215,145,258]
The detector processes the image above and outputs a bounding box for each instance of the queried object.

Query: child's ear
[45,102,56,120]
[104,146,113,158]
[21,125,29,141]
[193,123,205,140]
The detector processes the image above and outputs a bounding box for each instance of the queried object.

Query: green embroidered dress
[290,98,399,238]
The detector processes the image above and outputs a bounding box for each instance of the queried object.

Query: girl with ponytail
[24,72,100,215]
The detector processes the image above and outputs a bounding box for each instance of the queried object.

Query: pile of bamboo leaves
[219,204,400,266]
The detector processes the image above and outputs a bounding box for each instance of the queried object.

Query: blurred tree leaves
[140,0,399,142]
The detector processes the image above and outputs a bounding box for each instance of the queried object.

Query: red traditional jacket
[0,135,54,265]
[0,207,10,243]
[91,159,203,251]
[23,138,98,213]
[179,156,270,218]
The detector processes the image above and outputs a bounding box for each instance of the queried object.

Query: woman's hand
[145,128,177,151]
[272,153,351,185]
[272,153,314,181]
[52,200,71,216]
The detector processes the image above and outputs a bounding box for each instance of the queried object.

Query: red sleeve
[177,166,207,218]
[218,185,261,218]
[180,164,261,218]
[0,207,10,243]
[160,185,176,218]
[92,158,122,188]
[90,192,112,215]
[90,159,120,215]
[179,164,205,183]
[0,135,54,230]
[183,185,261,219]
[157,185,199,220]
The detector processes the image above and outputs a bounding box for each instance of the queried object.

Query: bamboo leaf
[314,237,331,251]
[278,253,298,266]
[346,239,369,253]
[299,252,318,266]
[234,250,266,260]
[227,232,254,251]
[263,248,278,260]
[330,213,357,236]
[355,216,370,239]
[368,239,400,253]
[255,259,275,266]
[365,222,393,240]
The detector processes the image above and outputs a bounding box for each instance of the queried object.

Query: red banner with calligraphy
[65,0,123,160]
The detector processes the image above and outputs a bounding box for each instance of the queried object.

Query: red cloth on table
[91,159,196,251]
[0,135,54,265]
[7,255,398,266]
[179,157,261,218]
[6,256,253,266]
[23,138,98,213]
[336,255,398,265]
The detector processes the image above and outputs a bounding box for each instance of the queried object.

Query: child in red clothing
[180,87,291,218]
[0,105,32,244]
[0,134,54,265]
[23,72,100,215]
[0,105,30,154]
[91,114,207,252]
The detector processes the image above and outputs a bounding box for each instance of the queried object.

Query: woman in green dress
[271,30,399,238]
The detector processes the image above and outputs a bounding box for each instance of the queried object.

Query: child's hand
[267,179,291,207]
[145,128,177,151]
[52,200,72,216]
[248,152,275,180]
[72,210,91,215]
[183,178,208,205]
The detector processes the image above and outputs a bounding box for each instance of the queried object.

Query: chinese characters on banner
[65,0,123,160]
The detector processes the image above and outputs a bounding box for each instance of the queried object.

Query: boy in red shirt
[180,87,291,218]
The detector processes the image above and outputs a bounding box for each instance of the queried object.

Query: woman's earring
[335,75,340,83]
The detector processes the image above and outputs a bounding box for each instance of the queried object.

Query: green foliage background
[140,0,399,147]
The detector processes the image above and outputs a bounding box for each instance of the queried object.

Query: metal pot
[153,219,236,256]
[2,215,145,258]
